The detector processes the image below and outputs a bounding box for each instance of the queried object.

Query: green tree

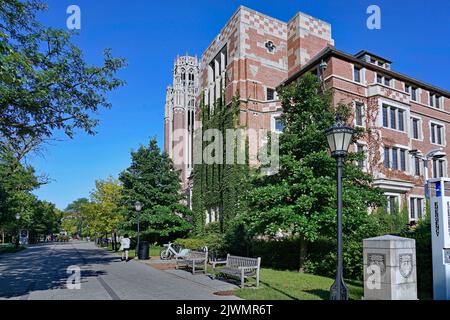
[62,198,90,237]
[63,177,123,239]
[119,138,191,242]
[0,151,39,233]
[0,0,126,160]
[88,176,123,237]
[242,73,386,274]
[27,200,61,242]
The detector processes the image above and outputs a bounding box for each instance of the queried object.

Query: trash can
[137,241,150,260]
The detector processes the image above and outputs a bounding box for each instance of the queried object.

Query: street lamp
[15,213,21,248]
[326,116,354,300]
[134,201,142,258]
[409,148,446,200]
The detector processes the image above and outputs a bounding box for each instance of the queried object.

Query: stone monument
[363,235,417,300]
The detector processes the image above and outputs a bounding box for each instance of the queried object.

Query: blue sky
[30,0,450,210]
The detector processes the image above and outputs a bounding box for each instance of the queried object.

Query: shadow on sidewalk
[0,242,118,299]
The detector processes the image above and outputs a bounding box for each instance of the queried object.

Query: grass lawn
[0,243,26,255]
[234,268,363,300]
[103,243,164,259]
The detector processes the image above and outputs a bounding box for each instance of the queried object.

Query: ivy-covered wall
[192,94,249,233]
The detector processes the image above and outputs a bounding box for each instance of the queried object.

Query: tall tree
[0,0,126,160]
[0,151,39,230]
[119,138,191,241]
[62,198,90,236]
[88,176,123,237]
[242,73,385,273]
[27,200,61,242]
[0,151,60,242]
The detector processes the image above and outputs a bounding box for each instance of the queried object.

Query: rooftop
[281,46,450,97]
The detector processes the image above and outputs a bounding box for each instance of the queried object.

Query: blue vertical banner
[436,181,442,197]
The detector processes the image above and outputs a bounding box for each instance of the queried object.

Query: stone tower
[164,55,199,190]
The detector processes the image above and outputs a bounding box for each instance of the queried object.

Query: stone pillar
[363,235,417,300]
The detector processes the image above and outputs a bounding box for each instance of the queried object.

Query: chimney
[287,12,334,77]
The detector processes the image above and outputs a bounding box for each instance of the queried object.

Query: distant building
[165,6,450,223]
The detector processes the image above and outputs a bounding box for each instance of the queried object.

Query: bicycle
[160,242,184,260]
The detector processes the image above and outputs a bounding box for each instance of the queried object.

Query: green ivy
[192,94,250,233]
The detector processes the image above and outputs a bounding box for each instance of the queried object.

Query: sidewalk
[138,258,239,296]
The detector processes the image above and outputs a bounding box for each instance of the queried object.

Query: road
[0,241,237,300]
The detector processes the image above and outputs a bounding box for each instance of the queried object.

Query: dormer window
[355,51,392,70]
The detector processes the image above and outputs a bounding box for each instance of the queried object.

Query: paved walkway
[0,241,238,300]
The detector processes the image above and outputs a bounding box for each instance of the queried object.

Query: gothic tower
[164,55,199,194]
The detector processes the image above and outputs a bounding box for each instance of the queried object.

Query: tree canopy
[241,73,386,273]
[0,0,126,160]
[119,138,192,239]
[0,151,61,241]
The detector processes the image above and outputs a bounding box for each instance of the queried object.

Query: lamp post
[409,148,446,201]
[134,201,142,258]
[15,213,21,248]
[326,116,354,300]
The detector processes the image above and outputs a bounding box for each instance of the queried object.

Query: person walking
[120,234,131,262]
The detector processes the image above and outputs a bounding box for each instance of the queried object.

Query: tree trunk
[299,237,308,273]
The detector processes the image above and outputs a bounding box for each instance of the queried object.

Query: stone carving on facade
[367,253,386,275]
[399,253,413,278]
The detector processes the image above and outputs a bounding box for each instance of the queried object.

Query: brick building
[164,6,450,222]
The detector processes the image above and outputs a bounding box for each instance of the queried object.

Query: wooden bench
[176,250,208,275]
[212,254,261,288]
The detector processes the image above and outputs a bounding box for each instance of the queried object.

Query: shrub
[174,238,206,250]
[371,205,410,235]
[250,237,301,270]
[56,235,69,242]
[401,213,432,300]
[175,232,226,256]
[304,237,364,280]
[223,220,252,257]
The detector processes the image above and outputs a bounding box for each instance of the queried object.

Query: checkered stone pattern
[297,12,333,42]
[380,86,410,104]
[287,12,334,76]
[240,8,287,39]
[199,13,239,88]
[200,7,290,88]
[240,8,288,71]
